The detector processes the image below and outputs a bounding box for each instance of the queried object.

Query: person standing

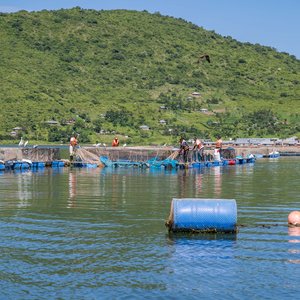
[69,133,78,162]
[179,137,190,163]
[192,137,204,162]
[112,137,119,147]
[214,136,223,161]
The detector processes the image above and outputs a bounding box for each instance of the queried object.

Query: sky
[0,0,299,58]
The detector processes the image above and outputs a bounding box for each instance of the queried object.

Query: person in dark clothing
[179,137,190,163]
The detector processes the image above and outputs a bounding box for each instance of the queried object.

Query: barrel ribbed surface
[172,198,237,232]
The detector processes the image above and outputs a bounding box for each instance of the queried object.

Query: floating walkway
[0,159,101,171]
[0,160,64,171]
[0,146,257,172]
[100,155,255,170]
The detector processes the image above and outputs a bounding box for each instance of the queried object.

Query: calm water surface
[0,157,299,299]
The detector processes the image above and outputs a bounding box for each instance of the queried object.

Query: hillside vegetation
[1,7,299,145]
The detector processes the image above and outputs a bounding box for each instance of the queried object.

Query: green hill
[1,7,299,145]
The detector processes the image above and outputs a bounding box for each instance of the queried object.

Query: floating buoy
[32,162,45,168]
[52,161,65,167]
[288,211,300,227]
[166,198,237,233]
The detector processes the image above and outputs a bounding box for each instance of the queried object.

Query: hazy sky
[1,0,299,58]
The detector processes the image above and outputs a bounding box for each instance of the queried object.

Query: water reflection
[288,226,300,242]
[194,172,203,194]
[234,163,255,175]
[16,171,33,208]
[165,232,237,294]
[213,166,222,197]
[288,226,300,264]
[68,171,77,208]
[167,232,237,243]
[178,169,188,198]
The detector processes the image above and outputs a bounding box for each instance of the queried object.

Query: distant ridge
[0,8,299,144]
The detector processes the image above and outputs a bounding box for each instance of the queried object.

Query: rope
[167,151,179,160]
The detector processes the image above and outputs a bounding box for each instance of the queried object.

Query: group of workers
[69,132,222,164]
[69,134,120,161]
[179,136,223,163]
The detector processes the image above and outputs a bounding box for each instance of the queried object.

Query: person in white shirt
[192,137,204,162]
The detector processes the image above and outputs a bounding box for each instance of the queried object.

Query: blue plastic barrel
[52,161,65,167]
[32,162,45,168]
[85,163,97,168]
[222,160,229,166]
[169,198,237,233]
[13,162,30,169]
[72,162,83,168]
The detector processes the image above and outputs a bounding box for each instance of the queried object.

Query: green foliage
[105,109,134,127]
[0,8,299,145]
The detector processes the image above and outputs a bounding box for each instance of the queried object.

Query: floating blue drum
[222,160,229,166]
[72,162,98,168]
[85,163,98,168]
[52,161,65,167]
[32,162,46,168]
[166,198,237,233]
[13,162,31,169]
[192,162,200,168]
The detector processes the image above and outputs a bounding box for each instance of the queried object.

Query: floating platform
[100,155,255,170]
[262,150,280,158]
[52,161,65,168]
[32,162,46,168]
[0,146,258,172]
[100,156,149,168]
[71,162,98,168]
[1,160,66,171]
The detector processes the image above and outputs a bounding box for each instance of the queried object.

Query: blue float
[166,198,237,233]
[72,162,98,168]
[222,160,229,166]
[13,162,31,170]
[32,162,46,168]
[52,161,65,167]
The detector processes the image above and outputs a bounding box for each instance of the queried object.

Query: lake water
[0,157,299,299]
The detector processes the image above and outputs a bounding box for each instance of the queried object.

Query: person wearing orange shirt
[69,133,78,161]
[112,137,119,147]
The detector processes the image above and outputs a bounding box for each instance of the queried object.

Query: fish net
[0,148,60,162]
[75,148,102,165]
[221,148,236,159]
[75,147,174,165]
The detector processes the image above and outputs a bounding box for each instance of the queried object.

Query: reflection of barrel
[166,198,237,233]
